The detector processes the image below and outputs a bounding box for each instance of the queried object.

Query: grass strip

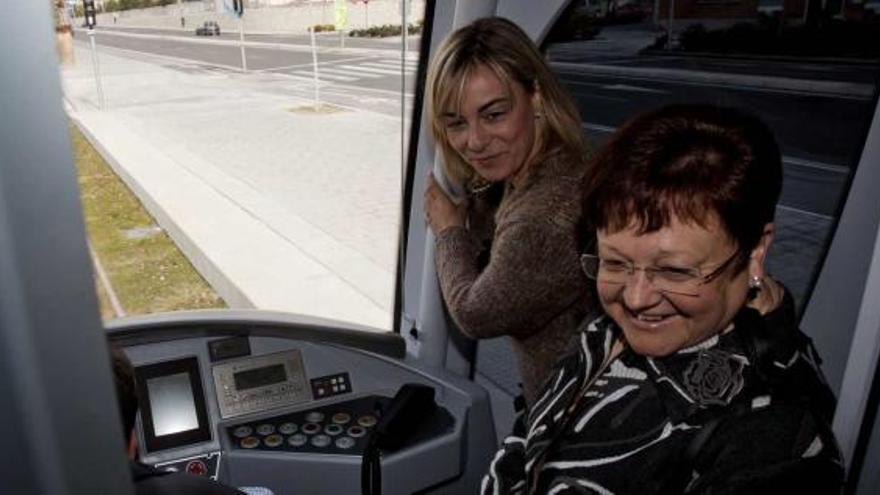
[70,123,226,319]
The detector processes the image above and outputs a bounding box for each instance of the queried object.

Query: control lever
[361,384,437,495]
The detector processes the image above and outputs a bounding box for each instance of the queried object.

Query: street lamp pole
[401,0,408,168]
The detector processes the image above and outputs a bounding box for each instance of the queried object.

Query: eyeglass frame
[580,249,743,296]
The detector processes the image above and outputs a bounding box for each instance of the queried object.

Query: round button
[347,426,366,438]
[256,424,275,436]
[324,424,343,436]
[305,411,325,423]
[301,423,321,435]
[278,422,298,435]
[357,415,377,428]
[264,434,283,447]
[287,433,307,447]
[335,437,356,450]
[240,436,260,449]
[233,425,253,438]
[186,460,208,476]
[310,434,331,448]
[331,412,351,424]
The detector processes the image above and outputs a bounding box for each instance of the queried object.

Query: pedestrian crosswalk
[288,58,419,83]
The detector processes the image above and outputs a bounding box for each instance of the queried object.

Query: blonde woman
[423,17,593,404]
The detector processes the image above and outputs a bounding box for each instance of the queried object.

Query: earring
[748,276,763,290]
[534,112,543,120]
[746,275,763,302]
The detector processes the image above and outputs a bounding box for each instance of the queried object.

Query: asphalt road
[553,66,873,216]
[89,28,878,217]
[97,25,423,52]
[92,30,416,94]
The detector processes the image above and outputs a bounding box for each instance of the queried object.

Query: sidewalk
[62,42,401,331]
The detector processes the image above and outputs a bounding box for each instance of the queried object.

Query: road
[98,25,424,52]
[87,27,879,217]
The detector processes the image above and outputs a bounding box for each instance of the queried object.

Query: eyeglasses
[580,250,741,296]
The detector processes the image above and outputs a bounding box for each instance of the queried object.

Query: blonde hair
[426,17,586,189]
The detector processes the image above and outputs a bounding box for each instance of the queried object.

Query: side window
[475,2,880,399]
[544,1,880,310]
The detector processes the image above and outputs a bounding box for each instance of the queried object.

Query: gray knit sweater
[435,153,594,403]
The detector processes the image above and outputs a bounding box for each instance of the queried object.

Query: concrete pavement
[62,41,403,331]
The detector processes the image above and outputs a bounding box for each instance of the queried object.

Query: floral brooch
[682,349,746,407]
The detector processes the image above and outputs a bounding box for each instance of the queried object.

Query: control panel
[212,350,310,419]
[116,320,497,495]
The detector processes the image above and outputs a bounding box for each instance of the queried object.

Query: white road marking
[292,71,358,82]
[601,83,669,94]
[320,67,383,79]
[338,64,411,76]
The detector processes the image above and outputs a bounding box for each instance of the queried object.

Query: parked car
[196,21,221,36]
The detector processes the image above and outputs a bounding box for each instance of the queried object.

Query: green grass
[70,124,226,319]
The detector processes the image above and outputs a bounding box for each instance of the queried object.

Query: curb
[67,110,255,311]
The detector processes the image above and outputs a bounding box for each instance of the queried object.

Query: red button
[186,460,208,477]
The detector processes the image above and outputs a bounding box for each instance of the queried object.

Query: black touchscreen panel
[135,356,211,453]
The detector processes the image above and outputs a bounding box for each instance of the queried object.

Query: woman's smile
[625,308,678,331]
[469,152,504,168]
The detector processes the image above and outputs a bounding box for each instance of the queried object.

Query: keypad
[227,395,388,455]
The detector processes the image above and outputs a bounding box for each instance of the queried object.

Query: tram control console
[113,314,496,495]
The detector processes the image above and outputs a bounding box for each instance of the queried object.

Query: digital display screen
[234,364,287,391]
[147,372,200,436]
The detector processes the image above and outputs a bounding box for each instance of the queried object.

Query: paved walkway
[62,41,403,331]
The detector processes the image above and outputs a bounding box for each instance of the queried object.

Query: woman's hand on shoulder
[424,174,467,234]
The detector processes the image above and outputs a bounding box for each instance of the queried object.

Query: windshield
[56,0,426,332]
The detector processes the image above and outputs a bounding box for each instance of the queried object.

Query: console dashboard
[108,310,496,495]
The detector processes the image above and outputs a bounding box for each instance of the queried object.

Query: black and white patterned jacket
[482,294,844,494]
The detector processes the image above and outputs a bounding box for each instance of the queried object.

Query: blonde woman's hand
[424,174,466,234]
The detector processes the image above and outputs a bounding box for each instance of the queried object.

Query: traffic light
[83,0,96,28]
[232,0,244,17]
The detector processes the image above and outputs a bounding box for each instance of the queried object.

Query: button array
[228,395,386,455]
[310,372,352,400]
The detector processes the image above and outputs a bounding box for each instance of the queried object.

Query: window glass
[477,1,880,397]
[55,0,425,332]
[545,0,880,309]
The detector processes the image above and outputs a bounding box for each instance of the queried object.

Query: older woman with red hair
[483,104,844,494]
